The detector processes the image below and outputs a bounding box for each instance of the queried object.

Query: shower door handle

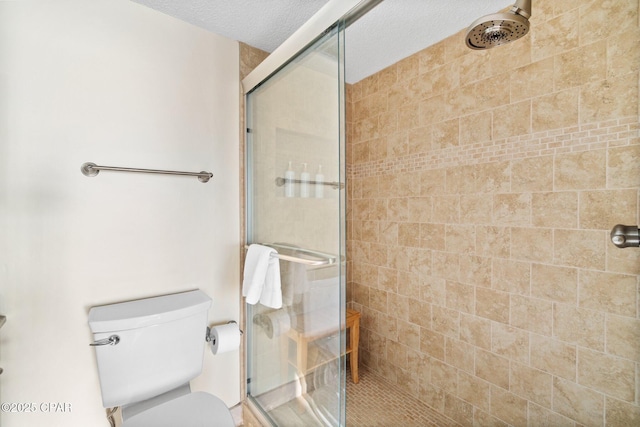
[0,315,4,375]
[610,224,640,248]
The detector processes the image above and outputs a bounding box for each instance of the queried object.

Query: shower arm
[511,0,531,19]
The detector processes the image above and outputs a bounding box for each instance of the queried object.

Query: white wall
[0,1,240,426]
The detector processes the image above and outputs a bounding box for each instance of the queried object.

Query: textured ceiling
[131,0,512,83]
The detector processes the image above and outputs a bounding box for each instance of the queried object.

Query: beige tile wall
[346,0,640,425]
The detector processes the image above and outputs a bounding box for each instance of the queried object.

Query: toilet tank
[88,290,212,408]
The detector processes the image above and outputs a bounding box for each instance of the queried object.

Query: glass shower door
[245,23,346,427]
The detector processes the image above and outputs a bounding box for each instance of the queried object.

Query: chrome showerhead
[465,0,531,50]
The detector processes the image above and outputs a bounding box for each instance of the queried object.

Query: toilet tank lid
[88,290,212,333]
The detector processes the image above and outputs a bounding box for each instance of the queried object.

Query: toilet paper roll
[255,310,291,339]
[209,323,241,355]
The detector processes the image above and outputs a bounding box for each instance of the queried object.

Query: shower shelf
[244,243,338,266]
[275,177,344,190]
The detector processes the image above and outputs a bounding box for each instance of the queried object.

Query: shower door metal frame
[242,0,382,95]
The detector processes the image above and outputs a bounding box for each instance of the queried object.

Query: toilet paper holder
[206,321,243,345]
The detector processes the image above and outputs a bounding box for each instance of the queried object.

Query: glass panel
[245,23,346,426]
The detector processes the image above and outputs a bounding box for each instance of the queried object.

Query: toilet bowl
[123,390,234,427]
[88,290,235,427]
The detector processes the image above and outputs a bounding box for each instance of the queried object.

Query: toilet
[88,289,235,427]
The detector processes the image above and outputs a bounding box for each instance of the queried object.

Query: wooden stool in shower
[345,308,360,383]
[287,308,360,385]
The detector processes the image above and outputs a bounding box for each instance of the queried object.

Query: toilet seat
[123,392,235,427]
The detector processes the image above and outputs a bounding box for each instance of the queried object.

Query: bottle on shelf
[300,163,310,198]
[284,161,295,198]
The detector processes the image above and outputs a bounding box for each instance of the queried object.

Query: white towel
[242,244,282,309]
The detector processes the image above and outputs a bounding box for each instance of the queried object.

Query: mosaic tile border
[348,116,639,178]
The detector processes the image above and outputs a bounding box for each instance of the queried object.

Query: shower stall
[243,0,640,425]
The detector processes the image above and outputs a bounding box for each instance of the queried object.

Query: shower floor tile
[346,368,460,427]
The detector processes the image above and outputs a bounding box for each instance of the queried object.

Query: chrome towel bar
[81,162,213,183]
[244,243,337,266]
